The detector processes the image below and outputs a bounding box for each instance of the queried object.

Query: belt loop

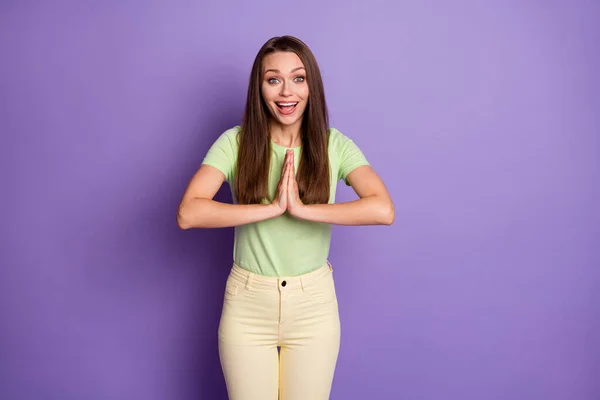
[327,260,333,271]
[245,272,253,290]
[300,276,305,291]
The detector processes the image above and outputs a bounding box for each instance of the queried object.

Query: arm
[292,165,395,226]
[176,164,283,229]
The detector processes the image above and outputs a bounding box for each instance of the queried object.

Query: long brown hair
[234,35,330,205]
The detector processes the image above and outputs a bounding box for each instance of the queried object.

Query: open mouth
[275,102,298,115]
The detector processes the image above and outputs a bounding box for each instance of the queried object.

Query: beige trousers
[217,261,341,400]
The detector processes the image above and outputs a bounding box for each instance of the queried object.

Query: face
[261,51,309,128]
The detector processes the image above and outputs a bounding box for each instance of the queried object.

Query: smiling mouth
[275,102,298,109]
[275,102,298,115]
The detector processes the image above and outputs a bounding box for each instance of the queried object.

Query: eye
[267,77,280,84]
[294,76,305,82]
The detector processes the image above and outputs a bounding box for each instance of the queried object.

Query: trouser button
[281,280,287,287]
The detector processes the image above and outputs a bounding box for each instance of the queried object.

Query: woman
[177,35,394,400]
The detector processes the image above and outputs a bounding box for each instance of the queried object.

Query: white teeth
[276,102,297,107]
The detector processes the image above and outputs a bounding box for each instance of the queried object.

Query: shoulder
[327,126,347,141]
[210,125,241,151]
[204,125,242,159]
[328,126,349,144]
[221,125,242,143]
[202,126,241,182]
[327,127,361,151]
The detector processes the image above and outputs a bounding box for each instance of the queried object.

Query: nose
[280,80,292,97]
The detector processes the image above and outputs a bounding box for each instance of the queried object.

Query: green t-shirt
[201,125,369,277]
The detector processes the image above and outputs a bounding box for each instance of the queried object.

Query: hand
[271,150,291,215]
[286,150,305,217]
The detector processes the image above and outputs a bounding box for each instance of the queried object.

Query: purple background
[1,1,599,399]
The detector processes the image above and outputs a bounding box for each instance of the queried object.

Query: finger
[289,158,298,192]
[287,155,293,188]
[278,163,286,190]
[285,151,291,173]
[283,156,291,189]
[280,153,289,179]
[285,156,292,189]
[291,161,296,183]
[280,166,288,194]
[284,153,290,173]
[285,151,293,175]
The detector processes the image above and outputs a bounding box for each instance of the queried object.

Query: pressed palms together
[272,150,304,217]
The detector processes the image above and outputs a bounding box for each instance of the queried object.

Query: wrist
[267,203,285,217]
[291,203,309,220]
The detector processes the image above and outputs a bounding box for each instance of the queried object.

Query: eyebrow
[263,67,306,75]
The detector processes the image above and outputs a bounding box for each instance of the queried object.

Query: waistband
[229,260,333,292]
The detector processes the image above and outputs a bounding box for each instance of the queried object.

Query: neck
[269,119,303,148]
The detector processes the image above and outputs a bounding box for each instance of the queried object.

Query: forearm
[177,198,280,229]
[295,195,395,226]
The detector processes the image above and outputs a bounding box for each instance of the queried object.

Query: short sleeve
[335,129,370,186]
[201,127,239,183]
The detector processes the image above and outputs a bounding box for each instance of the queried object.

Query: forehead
[262,51,305,73]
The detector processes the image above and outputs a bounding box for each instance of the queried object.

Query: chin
[277,115,303,126]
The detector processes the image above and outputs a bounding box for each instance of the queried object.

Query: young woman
[177,35,394,400]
